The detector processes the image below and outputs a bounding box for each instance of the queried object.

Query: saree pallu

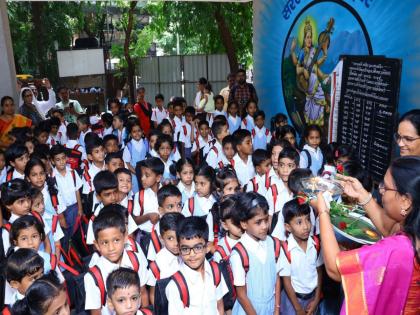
[337,234,415,315]
[0,114,32,148]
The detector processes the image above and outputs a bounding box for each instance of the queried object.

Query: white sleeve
[216,273,229,301]
[86,220,94,244]
[135,252,149,287]
[245,181,252,192]
[74,100,84,114]
[206,150,218,169]
[181,202,192,217]
[191,140,198,153]
[277,249,291,277]
[166,280,186,314]
[213,251,222,263]
[299,152,309,168]
[75,172,83,190]
[265,188,275,216]
[123,145,131,163]
[127,214,138,234]
[52,222,64,242]
[151,109,157,122]
[147,241,157,261]
[230,250,246,286]
[146,268,157,286]
[2,230,10,256]
[206,214,214,242]
[56,192,67,214]
[84,273,102,310]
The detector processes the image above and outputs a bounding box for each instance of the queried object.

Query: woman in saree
[18,87,44,125]
[315,156,420,314]
[0,96,32,150]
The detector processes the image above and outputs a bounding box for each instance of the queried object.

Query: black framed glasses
[180,243,206,256]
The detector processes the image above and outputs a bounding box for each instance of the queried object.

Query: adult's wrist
[357,190,371,205]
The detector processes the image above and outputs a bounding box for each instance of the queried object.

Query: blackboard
[337,56,402,182]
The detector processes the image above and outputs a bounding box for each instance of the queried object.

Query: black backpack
[213,246,236,310]
[154,261,222,315]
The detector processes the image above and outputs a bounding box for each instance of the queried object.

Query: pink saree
[337,234,415,315]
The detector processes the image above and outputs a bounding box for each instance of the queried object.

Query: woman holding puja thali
[313,156,420,314]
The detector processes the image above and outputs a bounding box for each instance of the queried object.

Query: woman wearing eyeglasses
[395,109,420,156]
[315,156,420,314]
[18,87,44,125]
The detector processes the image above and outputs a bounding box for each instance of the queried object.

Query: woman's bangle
[319,211,329,217]
[358,193,372,207]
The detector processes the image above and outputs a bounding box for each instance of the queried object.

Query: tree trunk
[213,3,238,73]
[31,2,45,75]
[124,1,137,104]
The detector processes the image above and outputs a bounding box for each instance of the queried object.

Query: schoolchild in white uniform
[82,138,106,195]
[245,149,272,197]
[299,125,324,176]
[76,114,92,148]
[213,95,227,118]
[206,120,230,169]
[3,145,29,183]
[231,129,255,187]
[227,101,241,135]
[175,158,196,204]
[229,192,281,315]
[65,122,87,161]
[240,100,258,132]
[277,199,323,315]
[84,209,150,315]
[151,93,168,128]
[165,216,228,315]
[251,110,272,151]
[191,120,213,162]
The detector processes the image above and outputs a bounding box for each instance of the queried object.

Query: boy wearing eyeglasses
[165,216,228,315]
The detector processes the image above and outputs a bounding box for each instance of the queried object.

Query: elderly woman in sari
[0,96,32,150]
[315,156,420,314]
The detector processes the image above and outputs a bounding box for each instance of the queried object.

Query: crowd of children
[0,91,373,315]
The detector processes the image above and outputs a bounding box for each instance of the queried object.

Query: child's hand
[305,297,319,315]
[149,213,160,224]
[296,308,306,315]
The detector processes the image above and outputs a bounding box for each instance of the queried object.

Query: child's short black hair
[93,170,118,195]
[10,215,46,244]
[343,161,373,192]
[29,186,43,201]
[155,93,164,101]
[49,117,61,128]
[157,184,182,207]
[66,123,79,140]
[172,100,183,110]
[218,194,239,221]
[211,120,228,139]
[323,142,339,165]
[106,267,140,298]
[214,94,224,103]
[101,113,114,128]
[31,147,49,162]
[34,121,51,136]
[0,179,30,206]
[86,137,104,155]
[160,212,185,236]
[6,248,44,283]
[198,120,209,129]
[154,134,173,152]
[185,106,195,116]
[232,192,269,226]
[252,149,270,167]
[103,134,119,147]
[283,198,311,224]
[213,114,227,125]
[275,113,288,124]
[288,168,313,195]
[215,166,238,194]
[49,144,67,159]
[5,144,28,165]
[232,129,251,147]
[148,129,162,140]
[253,110,265,120]
[222,135,235,148]
[176,216,208,242]
[93,206,126,240]
[114,167,132,179]
[278,147,300,165]
[138,157,164,176]
[336,144,354,161]
[77,114,90,126]
[104,151,123,165]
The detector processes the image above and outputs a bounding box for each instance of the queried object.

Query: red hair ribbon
[336,164,344,174]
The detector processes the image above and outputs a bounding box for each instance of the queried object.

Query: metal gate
[136,54,230,105]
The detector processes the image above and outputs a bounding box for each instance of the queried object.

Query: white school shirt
[149,148,158,158]
[182,194,216,217]
[213,109,227,118]
[232,153,255,187]
[123,138,148,163]
[147,247,182,286]
[277,234,323,294]
[151,107,169,124]
[205,141,227,169]
[78,128,92,148]
[213,235,238,263]
[177,181,196,201]
[228,114,241,134]
[82,162,106,194]
[165,260,228,315]
[181,122,193,149]
[42,184,66,215]
[192,135,212,153]
[173,116,186,143]
[241,114,255,131]
[47,134,60,146]
[66,139,87,161]
[12,169,25,180]
[0,167,6,184]
[245,173,268,197]
[230,232,269,286]
[103,126,113,137]
[84,250,149,314]
[251,126,272,150]
[133,188,159,233]
[300,144,324,176]
[52,167,82,206]
[58,122,68,144]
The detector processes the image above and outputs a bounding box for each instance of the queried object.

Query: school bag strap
[127,199,134,215]
[232,242,249,273]
[50,192,59,213]
[71,169,77,187]
[230,159,235,168]
[302,149,312,169]
[312,235,321,257]
[182,125,187,136]
[215,245,228,260]
[242,118,247,126]
[6,168,13,182]
[172,271,190,308]
[2,306,11,315]
[209,261,222,287]
[149,260,161,280]
[218,161,224,169]
[280,240,292,264]
[211,145,219,156]
[88,266,106,306]
[58,260,80,277]
[138,189,145,216]
[3,223,11,232]
[271,184,278,209]
[31,211,44,227]
[188,197,195,216]
[127,236,138,253]
[83,168,93,192]
[151,225,162,253]
[52,215,59,234]
[265,128,270,136]
[140,308,153,315]
[251,177,258,192]
[126,250,140,272]
[50,253,57,270]
[265,171,271,189]
[271,236,281,262]
[251,129,256,137]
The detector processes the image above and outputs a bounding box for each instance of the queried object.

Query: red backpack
[64,144,82,171]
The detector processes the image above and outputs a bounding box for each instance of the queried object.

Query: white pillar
[0,0,17,103]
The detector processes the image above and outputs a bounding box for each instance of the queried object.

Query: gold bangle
[319,211,329,217]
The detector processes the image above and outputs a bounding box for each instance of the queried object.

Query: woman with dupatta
[315,156,420,314]
[0,96,32,150]
[18,87,44,126]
